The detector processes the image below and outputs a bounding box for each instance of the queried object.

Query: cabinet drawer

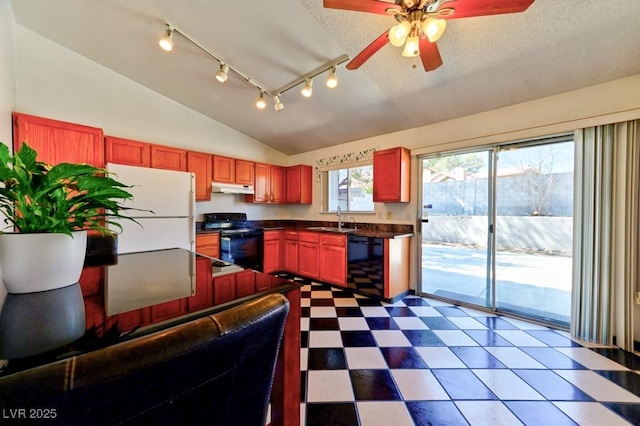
[298,231,320,243]
[195,233,220,257]
[320,234,346,247]
[284,231,298,240]
[264,230,281,241]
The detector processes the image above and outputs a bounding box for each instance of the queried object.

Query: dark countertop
[196,221,414,239]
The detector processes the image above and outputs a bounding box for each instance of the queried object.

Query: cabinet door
[320,244,347,287]
[235,159,255,186]
[187,151,212,201]
[255,273,272,292]
[151,145,187,171]
[270,165,286,203]
[249,162,270,203]
[298,241,320,280]
[284,239,299,274]
[13,112,105,167]
[151,299,187,323]
[212,155,235,183]
[213,273,236,305]
[188,256,213,312]
[286,165,312,204]
[373,147,411,203]
[105,136,151,167]
[263,230,282,273]
[235,270,256,298]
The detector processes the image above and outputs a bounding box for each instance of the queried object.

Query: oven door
[220,234,263,271]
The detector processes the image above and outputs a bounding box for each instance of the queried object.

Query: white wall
[0,0,16,146]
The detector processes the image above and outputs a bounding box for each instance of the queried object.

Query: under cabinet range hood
[211,182,254,195]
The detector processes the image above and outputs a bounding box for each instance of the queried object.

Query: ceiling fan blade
[346,31,390,70]
[419,38,443,72]
[439,0,534,19]
[323,0,401,15]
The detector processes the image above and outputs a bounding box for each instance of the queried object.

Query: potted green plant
[0,142,141,294]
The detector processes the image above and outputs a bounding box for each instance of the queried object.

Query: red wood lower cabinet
[298,232,320,280]
[213,273,236,305]
[188,256,213,312]
[263,230,283,274]
[319,234,347,287]
[235,270,256,298]
[150,299,187,323]
[255,273,272,292]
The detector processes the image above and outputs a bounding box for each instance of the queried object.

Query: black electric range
[202,213,263,270]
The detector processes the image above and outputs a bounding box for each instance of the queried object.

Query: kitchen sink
[306,226,357,233]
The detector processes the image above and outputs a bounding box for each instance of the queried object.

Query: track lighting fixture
[273,95,284,112]
[215,63,229,83]
[158,26,174,52]
[255,92,266,109]
[326,67,338,89]
[301,79,313,98]
[158,22,348,112]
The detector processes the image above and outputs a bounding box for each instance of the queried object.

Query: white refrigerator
[105,163,195,254]
[105,163,196,315]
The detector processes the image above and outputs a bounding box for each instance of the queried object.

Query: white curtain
[572,120,639,349]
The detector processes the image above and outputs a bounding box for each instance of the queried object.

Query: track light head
[159,26,174,52]
[216,63,229,83]
[326,67,338,89]
[301,79,313,98]
[256,92,266,109]
[273,95,284,111]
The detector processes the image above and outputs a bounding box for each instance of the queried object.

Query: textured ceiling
[10,0,640,155]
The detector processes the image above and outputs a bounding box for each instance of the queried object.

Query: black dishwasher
[347,236,384,298]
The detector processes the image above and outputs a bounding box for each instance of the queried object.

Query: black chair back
[0,293,290,426]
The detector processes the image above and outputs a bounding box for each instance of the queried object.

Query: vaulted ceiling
[10,0,640,154]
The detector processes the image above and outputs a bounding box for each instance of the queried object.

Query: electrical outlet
[386,212,392,220]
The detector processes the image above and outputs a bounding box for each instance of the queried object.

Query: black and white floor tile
[293,279,640,426]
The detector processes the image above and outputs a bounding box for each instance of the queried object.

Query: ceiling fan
[323,0,535,72]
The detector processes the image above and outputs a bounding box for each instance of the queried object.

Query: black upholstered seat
[0,293,290,426]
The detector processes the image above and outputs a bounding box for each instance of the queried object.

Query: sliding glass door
[420,150,493,309]
[419,139,574,327]
[494,142,574,324]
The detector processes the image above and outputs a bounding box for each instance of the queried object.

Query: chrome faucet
[349,216,357,231]
[337,206,342,230]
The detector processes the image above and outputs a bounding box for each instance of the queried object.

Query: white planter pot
[0,231,88,294]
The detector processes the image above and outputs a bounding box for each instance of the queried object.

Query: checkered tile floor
[294,279,640,426]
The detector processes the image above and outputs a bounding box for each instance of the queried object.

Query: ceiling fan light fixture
[422,17,446,43]
[389,20,411,47]
[215,63,229,83]
[158,26,174,52]
[256,91,266,109]
[326,67,338,89]
[301,79,313,97]
[273,95,284,111]
[402,35,420,57]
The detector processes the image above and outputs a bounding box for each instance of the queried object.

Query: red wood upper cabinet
[12,112,105,167]
[235,159,255,186]
[105,136,151,167]
[212,155,235,183]
[373,147,411,203]
[187,151,212,201]
[286,165,312,204]
[151,145,187,171]
[270,165,286,203]
[249,162,271,203]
